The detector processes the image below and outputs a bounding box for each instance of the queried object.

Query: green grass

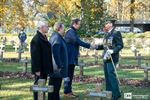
[0,61,149,80]
[0,62,150,100]
[0,54,150,100]
[0,77,150,100]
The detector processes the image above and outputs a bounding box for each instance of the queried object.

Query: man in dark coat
[64,18,96,97]
[96,20,124,100]
[30,21,53,100]
[49,22,69,100]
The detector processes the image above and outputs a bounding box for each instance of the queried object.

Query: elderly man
[30,21,53,100]
[96,20,123,100]
[64,18,96,97]
[49,22,69,100]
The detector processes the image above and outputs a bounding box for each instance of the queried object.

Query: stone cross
[27,44,31,52]
[132,49,139,57]
[136,53,143,67]
[13,45,19,52]
[93,51,99,65]
[30,79,54,100]
[78,60,86,81]
[20,57,29,74]
[141,63,150,82]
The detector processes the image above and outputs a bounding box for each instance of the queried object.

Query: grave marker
[30,79,54,100]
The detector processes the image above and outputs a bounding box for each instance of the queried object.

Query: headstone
[13,45,19,52]
[0,44,5,60]
[18,49,24,61]
[20,57,29,74]
[141,63,150,82]
[92,51,99,65]
[86,83,112,99]
[30,79,54,100]
[17,44,25,61]
[136,53,143,67]
[130,44,139,56]
[78,60,86,81]
[132,49,139,57]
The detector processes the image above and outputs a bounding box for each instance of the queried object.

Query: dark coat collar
[37,30,48,42]
[52,31,66,42]
[70,26,77,31]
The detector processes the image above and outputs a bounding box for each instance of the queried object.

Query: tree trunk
[130,0,135,32]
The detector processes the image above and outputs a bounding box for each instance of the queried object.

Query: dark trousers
[64,64,75,94]
[104,61,121,100]
[33,73,47,100]
[48,77,62,100]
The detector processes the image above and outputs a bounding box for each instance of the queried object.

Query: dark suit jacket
[65,26,90,65]
[97,29,124,63]
[30,31,53,75]
[49,32,68,78]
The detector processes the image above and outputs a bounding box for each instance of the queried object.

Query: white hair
[36,21,48,29]
[53,22,64,32]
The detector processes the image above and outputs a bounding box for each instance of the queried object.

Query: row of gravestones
[130,43,150,55]
[80,38,150,56]
[0,43,30,61]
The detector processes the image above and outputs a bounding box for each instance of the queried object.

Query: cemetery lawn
[0,61,150,100]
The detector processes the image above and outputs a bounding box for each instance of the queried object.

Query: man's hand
[90,44,98,49]
[106,49,114,55]
[35,71,40,76]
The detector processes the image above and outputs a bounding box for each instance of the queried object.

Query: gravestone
[132,49,139,57]
[136,53,143,67]
[18,48,24,61]
[130,44,139,56]
[86,83,112,99]
[20,57,30,74]
[92,51,99,65]
[0,44,5,60]
[30,79,54,100]
[13,45,19,52]
[16,44,25,61]
[78,60,86,81]
[141,63,150,82]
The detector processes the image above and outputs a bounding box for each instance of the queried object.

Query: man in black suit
[30,21,53,100]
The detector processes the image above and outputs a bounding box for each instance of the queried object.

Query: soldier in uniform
[96,20,124,100]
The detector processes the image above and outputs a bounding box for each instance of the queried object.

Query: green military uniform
[97,28,124,100]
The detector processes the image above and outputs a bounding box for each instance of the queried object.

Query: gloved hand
[63,77,70,87]
[106,49,114,55]
[63,77,70,82]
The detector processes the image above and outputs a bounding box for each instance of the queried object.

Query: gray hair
[53,22,64,32]
[37,21,48,29]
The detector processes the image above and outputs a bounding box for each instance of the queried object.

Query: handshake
[90,44,99,50]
